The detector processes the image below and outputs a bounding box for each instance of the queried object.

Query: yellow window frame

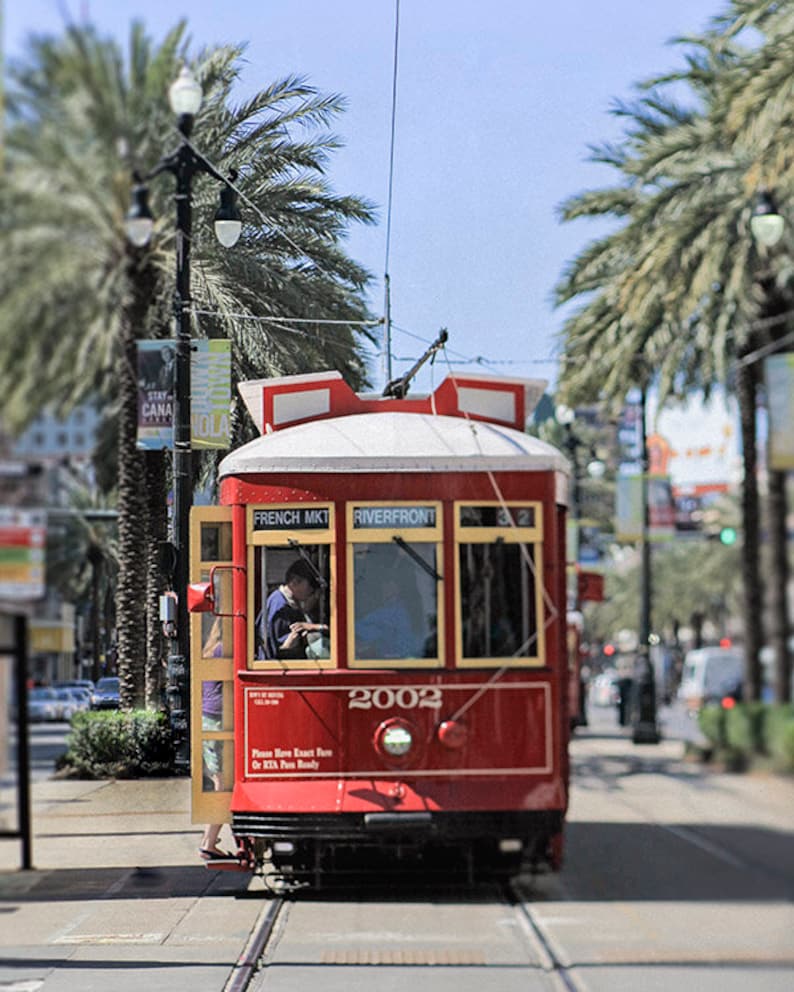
[246,503,336,670]
[454,500,546,668]
[346,500,444,669]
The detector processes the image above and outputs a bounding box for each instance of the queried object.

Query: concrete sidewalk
[0,776,265,992]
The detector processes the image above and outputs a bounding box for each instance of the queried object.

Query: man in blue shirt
[260,560,327,659]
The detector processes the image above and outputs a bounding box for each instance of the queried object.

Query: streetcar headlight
[380,722,413,757]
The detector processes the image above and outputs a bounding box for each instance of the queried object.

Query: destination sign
[253,507,330,531]
[353,505,436,529]
[459,505,535,528]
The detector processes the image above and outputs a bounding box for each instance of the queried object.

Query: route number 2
[347,687,442,710]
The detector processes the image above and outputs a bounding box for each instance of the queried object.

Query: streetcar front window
[353,541,439,661]
[459,543,538,659]
[455,501,545,667]
[347,501,444,668]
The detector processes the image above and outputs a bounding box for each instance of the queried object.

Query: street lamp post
[125,65,242,771]
[555,405,580,593]
[556,404,606,729]
[632,383,660,744]
[750,189,791,705]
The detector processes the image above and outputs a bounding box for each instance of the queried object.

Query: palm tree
[1,22,376,708]
[43,469,118,683]
[555,6,794,701]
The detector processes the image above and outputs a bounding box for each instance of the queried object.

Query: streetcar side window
[455,502,545,667]
[347,502,443,669]
[247,503,336,670]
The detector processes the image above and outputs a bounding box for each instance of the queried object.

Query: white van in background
[678,647,744,712]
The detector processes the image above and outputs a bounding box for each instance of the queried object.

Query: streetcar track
[508,882,584,992]
[223,896,285,992]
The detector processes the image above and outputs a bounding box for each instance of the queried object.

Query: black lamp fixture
[213,173,243,247]
[750,189,785,248]
[125,182,154,247]
[125,66,242,250]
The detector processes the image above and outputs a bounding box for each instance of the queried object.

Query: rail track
[227,877,580,992]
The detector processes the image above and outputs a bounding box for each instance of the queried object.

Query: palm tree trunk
[767,467,791,702]
[145,450,168,710]
[735,356,764,701]
[90,559,102,684]
[116,256,153,710]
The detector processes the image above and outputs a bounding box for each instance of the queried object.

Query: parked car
[64,687,92,712]
[54,679,96,695]
[27,687,60,722]
[91,677,120,710]
[54,688,81,721]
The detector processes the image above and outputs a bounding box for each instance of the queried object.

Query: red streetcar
[188,368,572,886]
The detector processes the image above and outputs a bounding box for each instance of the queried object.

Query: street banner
[765,354,794,470]
[137,339,232,450]
[616,473,675,542]
[191,340,231,449]
[137,341,175,449]
[0,507,46,600]
[617,398,643,469]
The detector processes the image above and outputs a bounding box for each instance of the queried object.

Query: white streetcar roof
[219,411,569,477]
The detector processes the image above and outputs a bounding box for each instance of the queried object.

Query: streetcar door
[189,507,235,826]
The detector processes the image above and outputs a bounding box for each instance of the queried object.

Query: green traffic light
[719,526,738,546]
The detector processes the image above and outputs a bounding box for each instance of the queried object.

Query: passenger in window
[301,586,332,660]
[355,574,420,659]
[259,560,328,660]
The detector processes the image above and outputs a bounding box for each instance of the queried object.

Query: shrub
[696,702,794,773]
[61,710,174,778]
[725,703,765,755]
[697,705,727,751]
[762,704,794,772]
[778,722,794,772]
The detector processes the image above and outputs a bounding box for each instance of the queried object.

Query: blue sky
[5,0,724,394]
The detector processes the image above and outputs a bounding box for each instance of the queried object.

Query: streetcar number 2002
[347,687,442,710]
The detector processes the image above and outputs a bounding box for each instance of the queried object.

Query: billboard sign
[0,508,46,601]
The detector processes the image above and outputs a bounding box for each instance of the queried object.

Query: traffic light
[719,526,738,546]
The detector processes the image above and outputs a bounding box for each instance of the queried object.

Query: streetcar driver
[258,559,328,659]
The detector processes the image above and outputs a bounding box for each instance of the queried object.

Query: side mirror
[187,581,214,613]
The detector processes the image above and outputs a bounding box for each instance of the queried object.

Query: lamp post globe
[125,182,154,247]
[750,190,784,248]
[214,182,243,247]
[555,403,575,426]
[168,65,203,117]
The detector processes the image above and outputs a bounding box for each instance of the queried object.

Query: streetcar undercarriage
[229,809,564,890]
